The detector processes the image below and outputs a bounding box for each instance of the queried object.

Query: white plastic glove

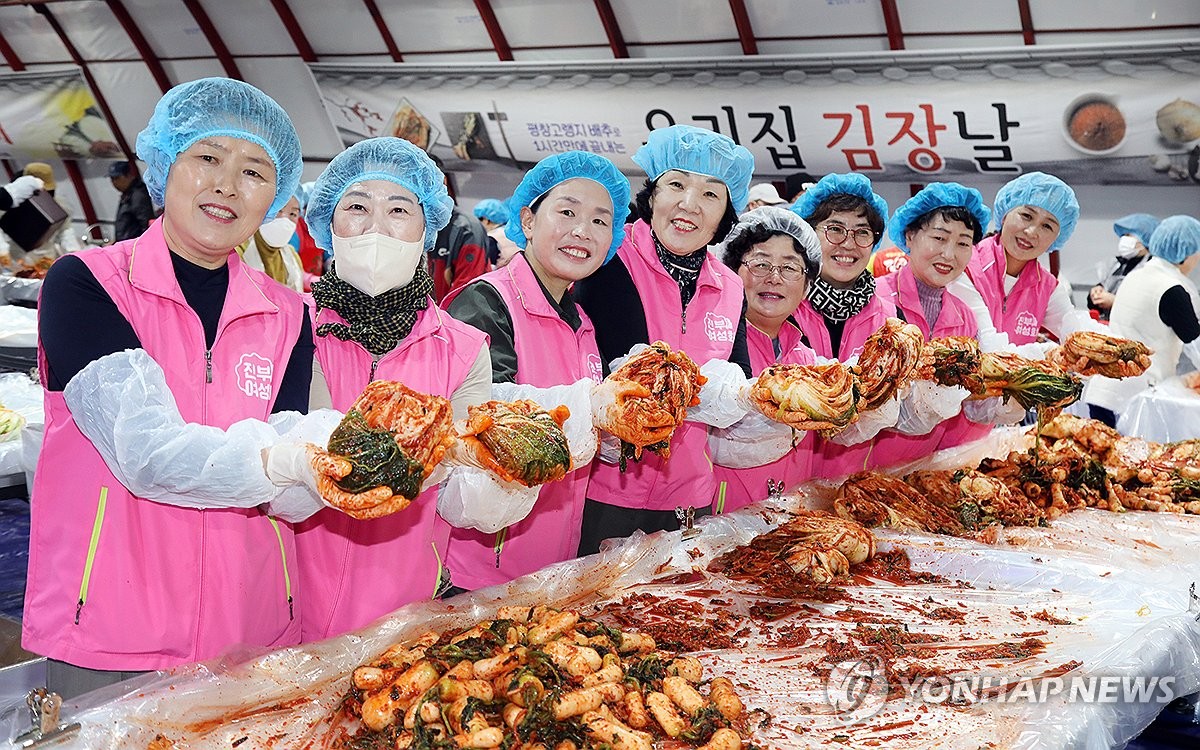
[64,349,279,508]
[686,359,750,428]
[708,409,797,468]
[491,379,598,467]
[1014,340,1056,360]
[962,395,1029,426]
[3,175,43,206]
[829,396,900,446]
[436,465,540,533]
[977,329,1012,354]
[894,381,970,436]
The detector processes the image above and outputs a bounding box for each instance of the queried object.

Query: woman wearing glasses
[791,174,896,479]
[714,206,821,511]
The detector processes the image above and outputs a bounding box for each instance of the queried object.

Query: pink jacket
[23,220,306,671]
[868,265,986,469]
[965,234,1058,345]
[588,220,745,512]
[296,302,486,641]
[714,319,816,513]
[444,254,603,590]
[792,293,898,480]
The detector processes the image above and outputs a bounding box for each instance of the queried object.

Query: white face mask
[332,231,425,297]
[258,217,296,248]
[1116,235,1142,258]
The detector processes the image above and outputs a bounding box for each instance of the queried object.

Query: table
[1118,376,1200,443]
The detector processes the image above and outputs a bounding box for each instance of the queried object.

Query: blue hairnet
[306,137,453,253]
[296,181,316,213]
[992,171,1079,252]
[135,77,302,220]
[473,198,509,226]
[1148,215,1200,265]
[792,173,890,249]
[505,150,630,263]
[1113,213,1159,247]
[632,125,755,213]
[887,182,991,253]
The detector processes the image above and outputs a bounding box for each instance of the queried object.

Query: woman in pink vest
[790,173,897,479]
[295,138,491,641]
[950,171,1088,354]
[867,183,992,469]
[712,206,821,511]
[574,125,754,555]
[26,78,311,696]
[444,151,629,590]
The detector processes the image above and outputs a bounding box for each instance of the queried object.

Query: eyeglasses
[820,223,876,248]
[742,260,806,282]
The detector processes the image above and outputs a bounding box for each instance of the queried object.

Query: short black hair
[722,224,819,280]
[800,193,885,240]
[904,205,984,244]
[634,177,739,246]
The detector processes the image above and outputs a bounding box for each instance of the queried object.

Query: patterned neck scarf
[311,262,434,356]
[653,232,707,309]
[807,271,875,323]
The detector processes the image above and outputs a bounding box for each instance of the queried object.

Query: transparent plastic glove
[977,330,1012,354]
[829,396,900,446]
[1014,340,1056,360]
[491,379,598,467]
[436,465,540,533]
[708,409,797,469]
[63,349,278,508]
[3,175,43,206]
[597,431,622,465]
[963,395,1028,426]
[894,381,970,436]
[687,359,750,428]
[262,443,345,523]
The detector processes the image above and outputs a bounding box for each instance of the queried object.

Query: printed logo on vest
[1015,311,1039,339]
[236,353,274,400]
[586,353,604,383]
[704,312,735,343]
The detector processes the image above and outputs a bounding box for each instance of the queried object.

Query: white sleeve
[451,347,493,420]
[1041,276,1104,340]
[63,349,279,509]
[949,273,1010,352]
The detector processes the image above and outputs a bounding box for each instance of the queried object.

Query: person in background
[26,77,310,697]
[445,151,629,590]
[744,182,789,212]
[714,206,821,512]
[473,197,520,268]
[791,173,896,479]
[1085,215,1200,427]
[868,183,991,467]
[292,181,325,287]
[427,156,489,302]
[0,173,43,212]
[0,162,81,263]
[950,171,1097,356]
[1089,213,1159,321]
[237,192,304,291]
[574,124,753,555]
[295,137,491,641]
[108,161,156,242]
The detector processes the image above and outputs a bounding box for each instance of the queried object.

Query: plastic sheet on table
[1117,376,1200,443]
[0,372,41,479]
[0,306,35,349]
[0,276,42,305]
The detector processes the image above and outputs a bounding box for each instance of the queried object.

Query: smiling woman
[28,77,315,697]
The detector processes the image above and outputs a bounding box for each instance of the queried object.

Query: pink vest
[714,320,817,513]
[443,254,603,590]
[792,292,898,480]
[868,265,987,469]
[588,220,745,512]
[297,302,486,641]
[23,220,306,671]
[965,234,1058,345]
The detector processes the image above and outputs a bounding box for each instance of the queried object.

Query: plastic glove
[894,381,970,436]
[606,343,650,374]
[3,175,43,206]
[829,396,900,446]
[1184,338,1200,370]
[977,329,1012,354]
[596,431,622,465]
[962,396,1028,426]
[64,349,279,508]
[708,409,797,469]
[436,465,540,533]
[1014,340,1056,360]
[492,379,598,467]
[686,359,750,428]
